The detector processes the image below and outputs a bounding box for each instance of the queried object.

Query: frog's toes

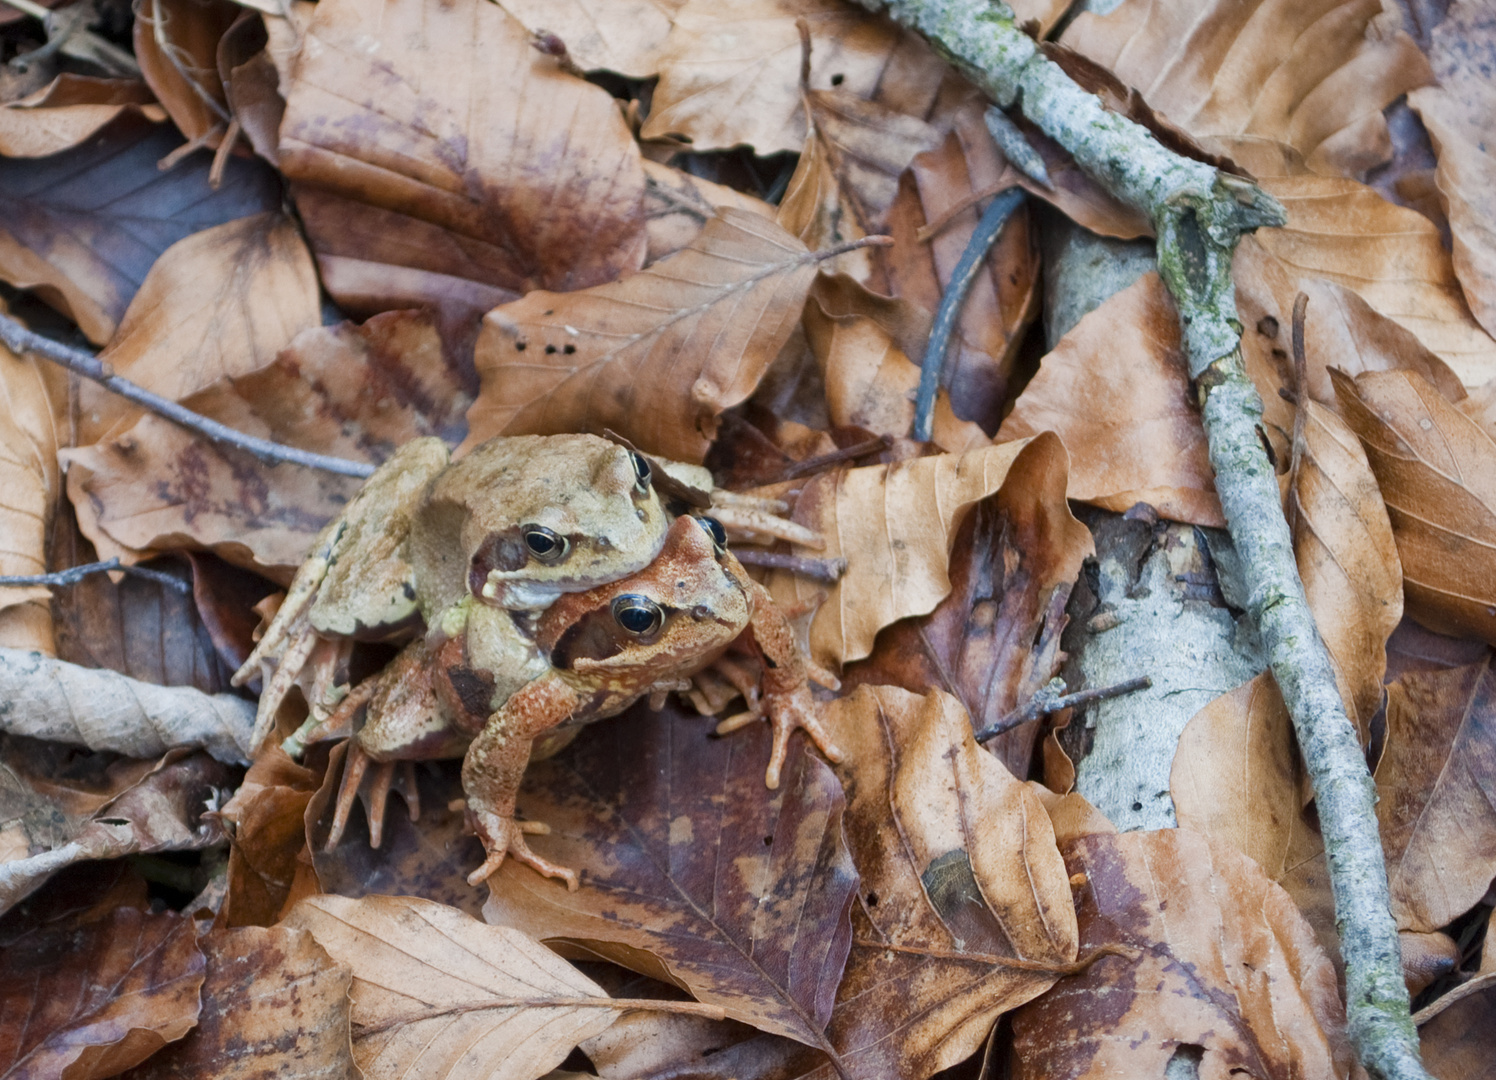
[466,809,578,891]
[327,743,419,851]
[762,686,844,789]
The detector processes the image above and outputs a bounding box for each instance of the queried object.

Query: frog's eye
[522,525,569,564]
[630,452,653,493]
[696,515,728,554]
[612,595,663,638]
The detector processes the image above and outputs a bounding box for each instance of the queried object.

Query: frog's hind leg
[232,522,342,689]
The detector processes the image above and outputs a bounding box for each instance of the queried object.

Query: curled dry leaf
[762,436,1040,670]
[0,648,255,764]
[1256,176,1496,389]
[134,0,239,145]
[0,114,282,344]
[844,433,1092,776]
[77,211,320,445]
[0,322,65,654]
[278,0,646,321]
[1408,0,1496,340]
[494,0,685,78]
[123,925,357,1080]
[640,0,946,155]
[467,208,826,463]
[283,894,621,1080]
[0,76,162,158]
[482,706,857,1052]
[1059,0,1432,178]
[1376,660,1496,932]
[1331,368,1496,644]
[217,746,323,929]
[812,686,1077,1078]
[64,309,468,577]
[0,906,204,1079]
[998,273,1223,527]
[1012,829,1353,1080]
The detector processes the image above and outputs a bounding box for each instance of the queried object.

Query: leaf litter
[1,0,1495,1077]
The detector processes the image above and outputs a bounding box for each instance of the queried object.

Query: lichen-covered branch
[855,1,1428,1077]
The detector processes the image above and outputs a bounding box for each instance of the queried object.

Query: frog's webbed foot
[327,742,421,850]
[716,682,843,789]
[465,808,578,891]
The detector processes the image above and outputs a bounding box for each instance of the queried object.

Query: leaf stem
[351,995,730,1037]
[974,675,1151,743]
[0,314,375,478]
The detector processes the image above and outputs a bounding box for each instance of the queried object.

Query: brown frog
[320,514,842,890]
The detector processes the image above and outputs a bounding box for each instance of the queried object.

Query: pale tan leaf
[1408,0,1496,340]
[640,0,946,155]
[494,0,686,77]
[762,436,1040,670]
[282,894,620,1080]
[1332,368,1496,644]
[466,208,826,463]
[1256,176,1496,389]
[81,212,320,446]
[998,273,1223,527]
[1060,0,1433,178]
[0,76,162,158]
[641,159,774,264]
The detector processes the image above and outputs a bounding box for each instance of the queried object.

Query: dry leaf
[217,746,323,929]
[482,706,856,1050]
[279,0,646,321]
[641,159,775,264]
[217,10,284,167]
[1331,368,1496,644]
[0,906,204,1079]
[1408,0,1496,340]
[0,75,162,158]
[77,212,320,445]
[998,273,1223,527]
[283,894,622,1080]
[122,925,357,1080]
[578,1009,760,1080]
[0,114,282,344]
[1060,0,1432,178]
[1376,661,1496,932]
[641,0,945,155]
[1419,982,1496,1080]
[1257,176,1496,389]
[63,309,467,577]
[466,208,826,463]
[134,0,239,145]
[494,0,686,77]
[0,648,255,764]
[844,434,1092,776]
[763,437,1038,670]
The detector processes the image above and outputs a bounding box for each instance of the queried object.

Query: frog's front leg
[462,673,583,890]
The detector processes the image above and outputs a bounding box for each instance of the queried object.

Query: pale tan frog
[318,514,842,890]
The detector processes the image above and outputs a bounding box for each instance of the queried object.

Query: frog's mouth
[475,531,671,612]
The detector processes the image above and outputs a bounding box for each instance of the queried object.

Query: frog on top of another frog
[233,433,818,753]
[316,512,841,890]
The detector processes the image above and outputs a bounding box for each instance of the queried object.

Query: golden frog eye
[630,451,653,494]
[612,595,663,638]
[696,515,728,554]
[522,525,569,564]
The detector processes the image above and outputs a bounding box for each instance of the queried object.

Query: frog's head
[413,434,672,613]
[538,514,748,688]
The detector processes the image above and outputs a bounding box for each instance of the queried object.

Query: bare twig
[974,675,1152,743]
[912,186,1024,442]
[1285,292,1310,534]
[0,557,192,594]
[0,314,375,478]
[771,434,893,480]
[732,549,846,584]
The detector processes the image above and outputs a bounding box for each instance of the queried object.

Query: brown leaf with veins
[998,273,1223,527]
[134,0,239,146]
[278,0,646,322]
[761,437,1038,670]
[122,925,356,1080]
[0,906,205,1078]
[1376,659,1496,932]
[844,433,1092,776]
[217,745,323,928]
[1256,177,1496,389]
[640,0,946,155]
[1408,0,1496,341]
[641,159,774,264]
[1331,368,1496,644]
[482,705,856,1053]
[466,208,827,463]
[495,0,686,77]
[1011,830,1353,1080]
[283,894,623,1079]
[0,76,162,159]
[1060,0,1432,178]
[79,212,321,446]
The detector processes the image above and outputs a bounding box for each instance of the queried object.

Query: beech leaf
[494,0,685,78]
[0,75,162,159]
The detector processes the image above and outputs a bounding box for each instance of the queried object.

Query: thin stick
[974,675,1151,743]
[772,434,892,480]
[732,549,846,584]
[912,187,1024,442]
[352,995,729,1036]
[852,937,1139,975]
[0,557,192,594]
[1285,292,1310,534]
[0,315,375,478]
